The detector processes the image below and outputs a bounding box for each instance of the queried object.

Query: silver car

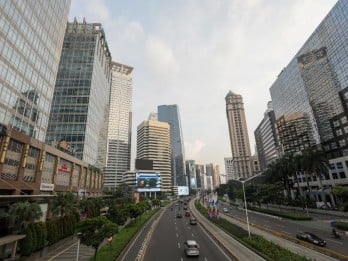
[184,240,200,256]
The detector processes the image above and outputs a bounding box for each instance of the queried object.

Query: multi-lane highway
[219,202,348,256]
[142,203,233,261]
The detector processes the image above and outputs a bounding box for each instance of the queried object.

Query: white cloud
[184,140,206,162]
[69,0,338,170]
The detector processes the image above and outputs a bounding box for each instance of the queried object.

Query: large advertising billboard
[136,172,161,192]
[178,186,189,196]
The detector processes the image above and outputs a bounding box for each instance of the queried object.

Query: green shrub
[29,223,37,251]
[336,221,348,231]
[244,235,308,261]
[20,227,33,256]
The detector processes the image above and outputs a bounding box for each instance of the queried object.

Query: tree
[332,186,348,211]
[52,192,77,217]
[77,216,118,261]
[8,201,43,232]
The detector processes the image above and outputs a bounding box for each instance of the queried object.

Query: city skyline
[68,0,337,169]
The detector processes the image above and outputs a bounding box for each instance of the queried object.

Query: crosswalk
[41,238,95,261]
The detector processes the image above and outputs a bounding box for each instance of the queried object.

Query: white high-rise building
[104,62,133,189]
[136,120,172,192]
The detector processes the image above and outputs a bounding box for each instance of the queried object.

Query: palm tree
[51,192,77,217]
[300,148,329,201]
[8,201,43,232]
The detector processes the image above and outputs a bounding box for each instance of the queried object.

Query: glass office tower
[270,0,348,147]
[0,0,71,141]
[104,62,133,189]
[157,104,187,186]
[46,19,112,169]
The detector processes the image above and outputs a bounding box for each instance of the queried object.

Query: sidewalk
[29,235,95,261]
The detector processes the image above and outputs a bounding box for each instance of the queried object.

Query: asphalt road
[143,204,233,261]
[219,203,348,256]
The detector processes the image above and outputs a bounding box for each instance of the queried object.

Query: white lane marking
[176,233,179,237]
[47,241,77,260]
[205,257,208,261]
[276,224,284,228]
[279,230,291,235]
[326,238,343,245]
[181,258,183,261]
[178,242,181,248]
[192,233,195,237]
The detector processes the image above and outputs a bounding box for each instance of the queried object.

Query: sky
[69,0,338,171]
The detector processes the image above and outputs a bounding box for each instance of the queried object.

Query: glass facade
[157,104,187,186]
[46,20,111,169]
[254,102,280,171]
[104,62,133,189]
[270,0,348,146]
[0,0,71,141]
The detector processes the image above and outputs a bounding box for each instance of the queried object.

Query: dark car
[184,211,191,217]
[176,212,182,218]
[296,232,326,246]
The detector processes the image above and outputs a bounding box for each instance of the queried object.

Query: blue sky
[69,0,337,170]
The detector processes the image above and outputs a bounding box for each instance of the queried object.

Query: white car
[223,207,228,213]
[184,240,200,256]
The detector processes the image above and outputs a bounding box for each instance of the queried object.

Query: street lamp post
[241,180,251,237]
[237,172,263,237]
[76,232,82,261]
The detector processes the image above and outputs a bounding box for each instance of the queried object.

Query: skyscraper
[254,102,280,171]
[270,0,348,151]
[225,91,253,179]
[0,0,71,141]
[157,104,186,186]
[224,157,234,181]
[46,19,112,169]
[185,160,196,190]
[136,120,172,192]
[104,62,133,189]
[205,163,220,189]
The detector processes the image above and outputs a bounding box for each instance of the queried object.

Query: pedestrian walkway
[28,235,95,261]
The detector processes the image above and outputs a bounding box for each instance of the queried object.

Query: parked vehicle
[185,211,191,217]
[223,207,228,213]
[176,212,182,218]
[296,232,326,246]
[184,240,200,256]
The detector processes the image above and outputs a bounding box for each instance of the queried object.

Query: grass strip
[249,207,312,220]
[95,208,160,261]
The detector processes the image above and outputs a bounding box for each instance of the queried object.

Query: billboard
[136,172,161,192]
[178,186,189,196]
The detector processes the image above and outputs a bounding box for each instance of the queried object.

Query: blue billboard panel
[136,172,161,192]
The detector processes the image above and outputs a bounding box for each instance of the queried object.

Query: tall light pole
[76,232,82,261]
[241,180,251,237]
[237,172,263,238]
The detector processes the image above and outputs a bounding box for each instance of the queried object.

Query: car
[184,211,191,217]
[183,240,200,256]
[189,217,197,225]
[296,232,326,247]
[176,213,182,218]
[183,206,188,210]
[223,207,228,213]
